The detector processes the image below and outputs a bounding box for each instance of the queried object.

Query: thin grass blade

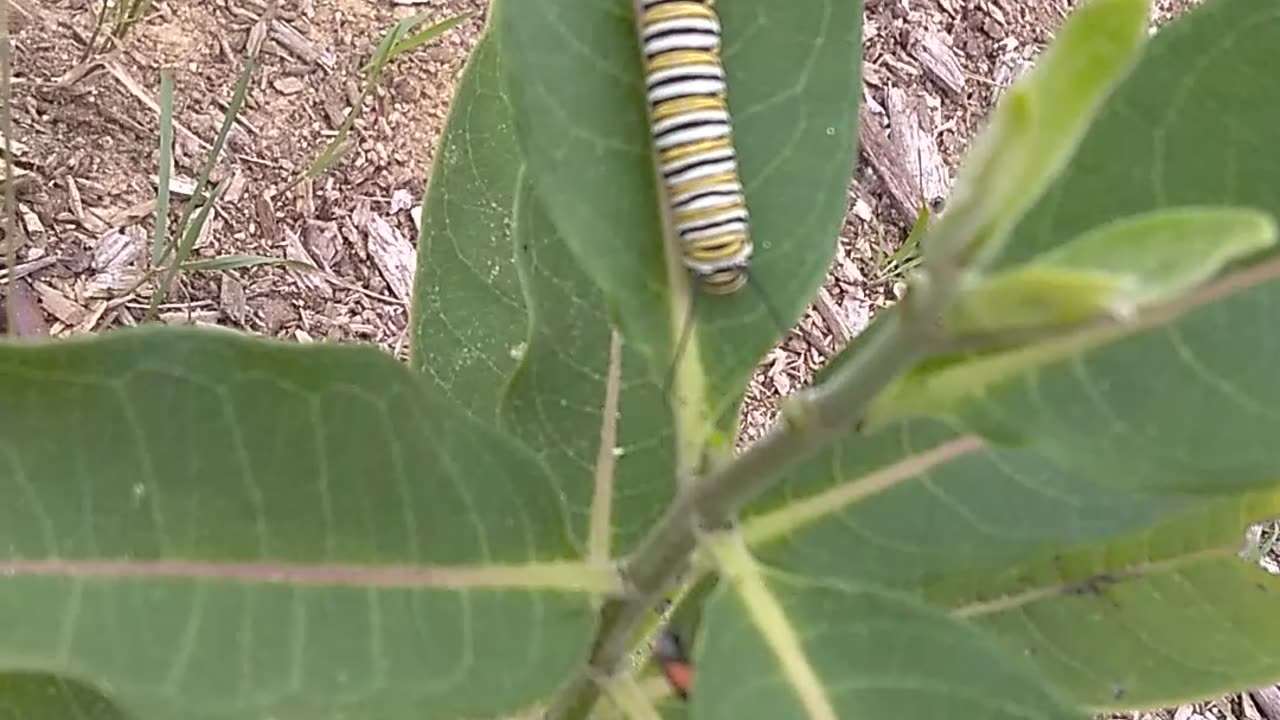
[388,13,472,59]
[152,69,174,267]
[168,57,255,261]
[179,255,311,272]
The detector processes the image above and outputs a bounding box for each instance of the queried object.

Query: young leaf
[944,206,1276,335]
[926,0,1149,270]
[946,266,1136,335]
[1027,206,1276,306]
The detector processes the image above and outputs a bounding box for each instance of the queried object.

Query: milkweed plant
[3,0,1280,719]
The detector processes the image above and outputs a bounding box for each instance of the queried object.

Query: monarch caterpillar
[638,0,753,296]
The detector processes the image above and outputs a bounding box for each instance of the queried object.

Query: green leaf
[834,0,1280,494]
[945,266,1134,335]
[499,178,677,551]
[497,0,863,434]
[149,58,255,322]
[1028,206,1277,305]
[877,201,934,276]
[0,327,596,719]
[413,29,678,553]
[152,70,174,269]
[288,14,469,195]
[740,419,1280,710]
[693,575,1079,720]
[928,0,1149,269]
[963,492,1280,710]
[928,0,1280,497]
[744,418,1192,594]
[943,206,1276,336]
[874,205,1275,424]
[410,32,530,419]
[701,4,1280,712]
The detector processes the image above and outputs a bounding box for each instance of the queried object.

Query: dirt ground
[4,0,1277,718]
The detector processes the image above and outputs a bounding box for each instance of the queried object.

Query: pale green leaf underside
[932,0,1149,269]
[946,266,1133,335]
[950,0,1280,498]
[0,328,593,719]
[945,206,1275,336]
[1027,206,1276,306]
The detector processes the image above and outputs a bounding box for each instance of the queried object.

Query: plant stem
[544,257,964,720]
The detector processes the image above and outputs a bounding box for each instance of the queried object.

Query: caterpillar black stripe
[639,0,752,295]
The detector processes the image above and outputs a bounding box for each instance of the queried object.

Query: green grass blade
[147,182,225,322]
[178,254,310,273]
[388,13,472,59]
[168,57,255,262]
[284,13,468,194]
[152,69,174,268]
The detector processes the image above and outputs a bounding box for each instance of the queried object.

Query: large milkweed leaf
[735,419,1280,711]
[0,327,597,720]
[497,0,862,437]
[691,576,1079,720]
[411,31,529,419]
[743,419,1194,590]
[963,496,1280,711]
[894,0,1280,496]
[500,178,676,552]
[413,21,678,556]
[725,0,1280,709]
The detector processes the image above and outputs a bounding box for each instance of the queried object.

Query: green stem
[544,255,964,720]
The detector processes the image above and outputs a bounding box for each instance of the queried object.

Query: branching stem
[542,242,968,720]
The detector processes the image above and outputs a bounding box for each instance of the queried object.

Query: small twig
[0,256,57,284]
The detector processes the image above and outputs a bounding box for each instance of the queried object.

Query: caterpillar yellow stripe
[639,0,752,295]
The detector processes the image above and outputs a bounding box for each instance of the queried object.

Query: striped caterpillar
[639,0,753,295]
